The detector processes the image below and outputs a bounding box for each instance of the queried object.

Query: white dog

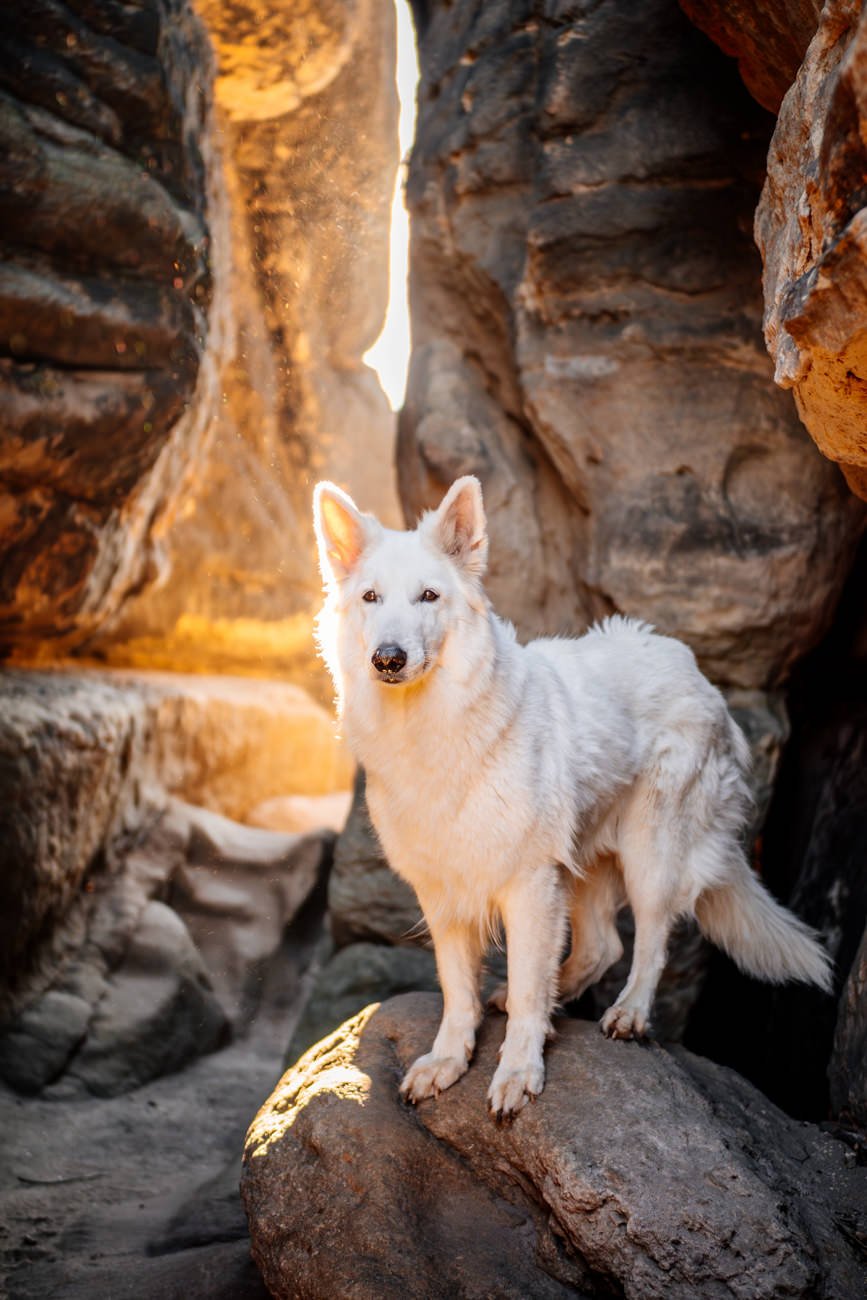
[313,475,832,1118]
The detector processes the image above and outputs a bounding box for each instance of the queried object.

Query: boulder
[0,796,331,1096]
[243,994,867,1300]
[399,0,865,689]
[0,668,349,1015]
[830,921,867,1131]
[755,0,867,499]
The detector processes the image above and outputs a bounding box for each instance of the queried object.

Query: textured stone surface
[399,0,864,689]
[0,669,349,1017]
[0,0,221,655]
[0,800,329,1098]
[243,994,867,1300]
[831,921,867,1131]
[86,0,400,681]
[0,883,328,1298]
[756,0,867,499]
[678,1,821,112]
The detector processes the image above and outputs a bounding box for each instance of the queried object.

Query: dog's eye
[362,589,378,603]
[420,588,439,603]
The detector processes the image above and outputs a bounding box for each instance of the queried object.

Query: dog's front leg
[488,865,565,1119]
[400,920,482,1104]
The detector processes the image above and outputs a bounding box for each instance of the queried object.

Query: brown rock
[756,1,867,500]
[0,0,221,654]
[678,1,821,112]
[399,0,865,689]
[242,994,867,1300]
[0,668,350,1015]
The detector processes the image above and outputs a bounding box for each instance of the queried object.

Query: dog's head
[313,476,488,693]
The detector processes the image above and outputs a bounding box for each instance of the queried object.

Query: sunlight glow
[364,1,419,412]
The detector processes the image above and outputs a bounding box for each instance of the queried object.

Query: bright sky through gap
[363,2,419,412]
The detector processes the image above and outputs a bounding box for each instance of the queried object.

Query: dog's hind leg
[558,854,624,1003]
[487,864,565,1118]
[400,919,483,1104]
[600,815,678,1040]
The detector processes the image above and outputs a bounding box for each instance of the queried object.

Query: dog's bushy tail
[695,866,833,992]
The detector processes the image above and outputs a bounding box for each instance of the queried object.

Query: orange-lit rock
[756,0,867,500]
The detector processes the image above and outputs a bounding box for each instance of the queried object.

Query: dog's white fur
[313,476,833,1118]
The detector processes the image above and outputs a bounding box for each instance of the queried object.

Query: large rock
[0,799,330,1097]
[243,994,867,1300]
[831,922,867,1131]
[756,0,867,500]
[0,0,221,655]
[0,668,349,1017]
[399,0,864,690]
[85,0,401,681]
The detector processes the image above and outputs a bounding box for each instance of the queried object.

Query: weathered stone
[58,900,228,1099]
[116,670,354,821]
[756,0,867,499]
[831,921,867,1130]
[286,941,440,1066]
[678,1,821,112]
[0,0,221,655]
[84,0,401,681]
[243,994,867,1300]
[0,797,331,1097]
[246,790,353,835]
[329,770,423,948]
[0,668,350,1015]
[399,0,865,689]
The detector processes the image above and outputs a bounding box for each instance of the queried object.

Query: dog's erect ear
[427,476,488,577]
[313,481,377,584]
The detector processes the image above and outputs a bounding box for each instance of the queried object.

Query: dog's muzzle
[372,644,407,680]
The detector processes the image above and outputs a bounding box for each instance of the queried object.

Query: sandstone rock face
[84,0,400,682]
[678,1,821,112]
[0,797,329,1097]
[243,994,867,1300]
[0,0,221,655]
[756,0,867,500]
[400,0,864,690]
[0,668,350,1017]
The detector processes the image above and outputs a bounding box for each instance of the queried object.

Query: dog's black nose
[372,644,407,674]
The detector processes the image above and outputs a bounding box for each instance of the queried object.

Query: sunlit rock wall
[0,0,220,656]
[0,0,399,685]
[399,0,865,690]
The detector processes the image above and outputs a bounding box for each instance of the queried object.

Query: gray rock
[286,941,440,1066]
[58,901,228,1099]
[243,993,867,1300]
[329,770,423,948]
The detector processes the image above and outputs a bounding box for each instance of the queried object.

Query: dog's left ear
[427,476,488,578]
[313,481,378,585]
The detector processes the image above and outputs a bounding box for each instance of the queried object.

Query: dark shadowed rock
[678,1,821,112]
[831,922,867,1131]
[243,993,867,1300]
[400,0,864,688]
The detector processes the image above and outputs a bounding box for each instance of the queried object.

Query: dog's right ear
[313,481,377,585]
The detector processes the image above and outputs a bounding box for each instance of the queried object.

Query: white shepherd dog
[313,475,832,1119]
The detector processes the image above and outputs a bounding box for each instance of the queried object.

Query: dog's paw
[400,1053,467,1103]
[600,1002,649,1040]
[487,1059,545,1120]
[486,983,508,1014]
